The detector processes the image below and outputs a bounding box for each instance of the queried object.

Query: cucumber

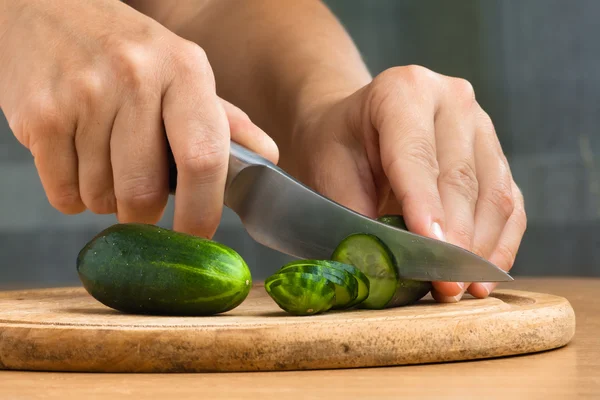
[264,259,369,314]
[331,233,397,309]
[76,223,252,316]
[265,272,336,315]
[377,215,433,307]
[318,260,370,308]
[331,215,432,309]
[377,215,408,230]
[277,261,359,309]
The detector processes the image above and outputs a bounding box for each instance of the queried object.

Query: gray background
[1,0,598,289]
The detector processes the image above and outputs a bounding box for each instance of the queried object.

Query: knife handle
[166,140,273,197]
[167,141,178,194]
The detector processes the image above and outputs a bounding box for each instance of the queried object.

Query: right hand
[0,0,278,238]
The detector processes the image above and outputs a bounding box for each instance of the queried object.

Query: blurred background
[1,0,599,289]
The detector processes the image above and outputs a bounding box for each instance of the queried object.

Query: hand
[0,0,278,238]
[288,65,527,301]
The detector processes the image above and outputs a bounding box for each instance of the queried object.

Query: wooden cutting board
[0,284,575,373]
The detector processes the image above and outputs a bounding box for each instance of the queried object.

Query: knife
[168,141,512,283]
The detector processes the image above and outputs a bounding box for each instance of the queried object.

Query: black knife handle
[166,138,178,195]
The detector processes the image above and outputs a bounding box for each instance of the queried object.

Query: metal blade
[224,161,513,283]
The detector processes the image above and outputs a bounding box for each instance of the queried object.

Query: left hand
[287,65,527,302]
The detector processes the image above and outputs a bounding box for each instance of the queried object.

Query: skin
[0,0,526,302]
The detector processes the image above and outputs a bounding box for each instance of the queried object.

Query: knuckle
[451,77,476,105]
[376,64,436,88]
[470,243,487,259]
[485,181,515,220]
[386,135,439,175]
[72,71,106,109]
[451,225,474,249]
[372,67,398,87]
[82,191,116,215]
[49,187,83,214]
[17,95,67,153]
[28,94,65,132]
[369,66,437,120]
[180,142,228,177]
[174,41,211,77]
[403,64,434,82]
[439,160,478,202]
[112,42,153,90]
[117,176,165,210]
[495,243,517,268]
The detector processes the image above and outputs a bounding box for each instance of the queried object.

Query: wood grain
[0,281,575,373]
[0,278,597,400]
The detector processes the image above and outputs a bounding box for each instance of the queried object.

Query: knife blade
[169,141,513,283]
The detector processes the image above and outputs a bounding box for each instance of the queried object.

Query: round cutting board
[0,285,575,372]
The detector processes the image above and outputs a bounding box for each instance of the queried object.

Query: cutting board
[0,284,575,373]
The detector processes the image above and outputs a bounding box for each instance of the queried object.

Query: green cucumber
[377,215,433,307]
[265,272,336,315]
[331,215,432,309]
[317,260,370,308]
[377,215,408,230]
[76,223,252,316]
[277,261,358,309]
[331,233,397,309]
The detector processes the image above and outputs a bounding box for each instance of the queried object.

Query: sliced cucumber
[331,233,397,309]
[331,215,433,309]
[277,261,358,309]
[319,260,370,308]
[264,214,431,315]
[265,272,335,316]
[377,215,433,307]
[377,215,408,231]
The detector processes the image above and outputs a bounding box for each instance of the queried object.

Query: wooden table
[1,277,598,399]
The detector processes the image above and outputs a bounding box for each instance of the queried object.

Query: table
[1,277,598,399]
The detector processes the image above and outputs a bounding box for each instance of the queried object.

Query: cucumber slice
[287,260,370,308]
[265,272,335,316]
[377,214,436,264]
[277,261,358,309]
[377,215,433,307]
[320,260,370,308]
[331,233,398,309]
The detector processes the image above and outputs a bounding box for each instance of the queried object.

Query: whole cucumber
[77,223,252,316]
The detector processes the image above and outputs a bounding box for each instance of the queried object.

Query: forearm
[125,0,371,167]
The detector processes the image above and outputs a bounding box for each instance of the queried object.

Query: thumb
[219,98,279,164]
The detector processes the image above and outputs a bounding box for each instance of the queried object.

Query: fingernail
[451,291,464,302]
[452,284,466,302]
[482,282,495,296]
[438,290,464,303]
[431,222,446,241]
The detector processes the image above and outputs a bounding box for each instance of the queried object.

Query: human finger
[468,180,527,298]
[162,43,230,238]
